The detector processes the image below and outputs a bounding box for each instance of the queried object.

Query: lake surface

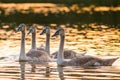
[0,61,120,80]
[0,25,120,80]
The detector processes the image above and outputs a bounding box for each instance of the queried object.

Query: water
[0,25,120,79]
[0,61,120,80]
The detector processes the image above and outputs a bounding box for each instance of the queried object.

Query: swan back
[67,55,98,66]
[51,50,77,59]
[37,44,45,51]
[64,55,119,67]
[26,49,51,63]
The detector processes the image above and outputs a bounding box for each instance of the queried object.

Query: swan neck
[19,30,26,61]
[32,32,36,49]
[45,33,50,55]
[57,35,65,65]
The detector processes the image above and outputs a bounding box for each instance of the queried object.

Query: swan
[40,26,80,59]
[16,24,51,62]
[27,24,45,51]
[52,28,119,67]
[39,26,50,55]
[51,50,77,59]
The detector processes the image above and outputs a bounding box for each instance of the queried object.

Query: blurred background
[0,0,120,28]
[0,0,120,56]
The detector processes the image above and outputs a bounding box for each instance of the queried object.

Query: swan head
[27,26,36,34]
[52,28,65,37]
[40,26,50,35]
[16,24,26,32]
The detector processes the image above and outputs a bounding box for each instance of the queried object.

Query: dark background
[0,0,120,28]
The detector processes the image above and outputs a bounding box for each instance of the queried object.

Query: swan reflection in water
[57,66,65,80]
[19,62,26,80]
[19,62,51,80]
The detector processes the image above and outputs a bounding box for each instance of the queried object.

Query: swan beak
[51,34,56,37]
[40,29,46,35]
[16,27,21,32]
[52,31,59,37]
[27,29,33,35]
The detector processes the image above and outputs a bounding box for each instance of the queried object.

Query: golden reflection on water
[0,25,120,79]
[0,25,120,57]
[0,62,120,80]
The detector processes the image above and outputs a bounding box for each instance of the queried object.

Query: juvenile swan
[52,28,119,67]
[16,24,51,62]
[39,26,50,55]
[28,25,45,51]
[40,26,77,59]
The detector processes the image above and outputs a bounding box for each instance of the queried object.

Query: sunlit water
[0,61,120,80]
[0,26,120,80]
[0,49,120,80]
